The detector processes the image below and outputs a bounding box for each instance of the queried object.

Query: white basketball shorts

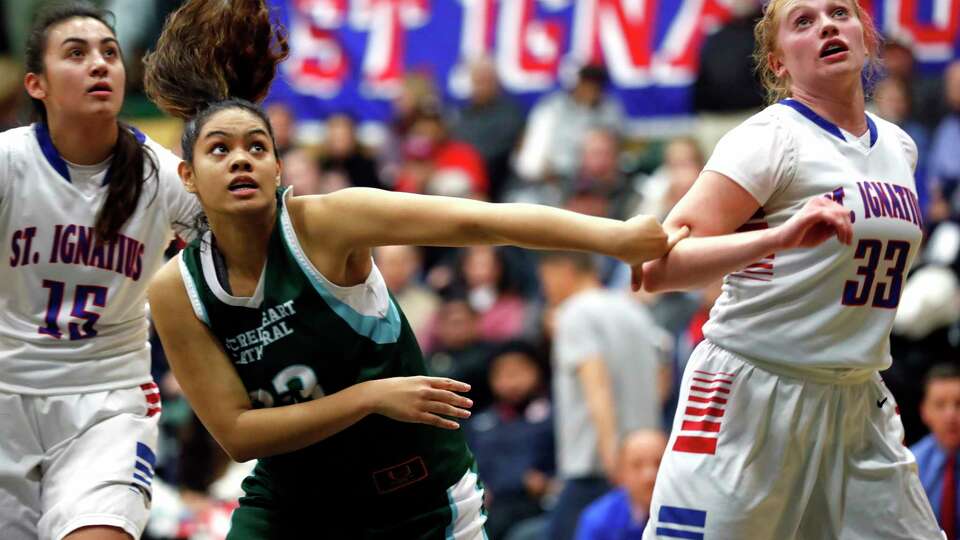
[643,340,942,540]
[0,382,160,540]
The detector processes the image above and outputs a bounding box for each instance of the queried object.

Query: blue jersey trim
[34,122,147,185]
[277,188,402,345]
[779,98,878,148]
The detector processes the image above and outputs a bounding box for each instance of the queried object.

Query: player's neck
[790,84,867,136]
[207,208,275,281]
[45,114,118,165]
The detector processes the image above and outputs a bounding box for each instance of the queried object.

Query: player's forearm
[643,228,781,292]
[224,382,375,461]
[468,202,633,256]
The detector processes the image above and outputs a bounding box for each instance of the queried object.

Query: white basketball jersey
[0,124,199,394]
[702,100,923,377]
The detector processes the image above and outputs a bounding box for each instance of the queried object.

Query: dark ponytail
[143,0,289,164]
[26,1,157,242]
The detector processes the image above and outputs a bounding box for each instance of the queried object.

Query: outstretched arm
[640,171,853,292]
[296,188,685,267]
[148,259,474,462]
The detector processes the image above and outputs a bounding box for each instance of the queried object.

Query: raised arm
[148,260,474,462]
[640,171,853,292]
[296,188,685,267]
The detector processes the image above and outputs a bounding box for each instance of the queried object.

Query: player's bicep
[148,265,252,448]
[664,170,762,238]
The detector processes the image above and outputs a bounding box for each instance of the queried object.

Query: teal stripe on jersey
[277,188,402,344]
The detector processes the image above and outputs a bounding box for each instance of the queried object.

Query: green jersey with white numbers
[178,189,473,534]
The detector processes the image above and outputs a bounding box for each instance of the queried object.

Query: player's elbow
[221,438,257,463]
[641,262,669,293]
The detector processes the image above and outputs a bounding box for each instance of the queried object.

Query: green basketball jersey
[178,188,473,531]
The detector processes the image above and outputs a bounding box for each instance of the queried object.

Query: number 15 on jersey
[39,280,107,340]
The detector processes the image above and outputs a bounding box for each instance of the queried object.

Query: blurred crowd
[1,2,959,539]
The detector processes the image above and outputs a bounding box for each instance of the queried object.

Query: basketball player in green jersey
[143,1,687,538]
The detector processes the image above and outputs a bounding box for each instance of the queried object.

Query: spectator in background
[466,342,555,540]
[280,147,327,195]
[451,56,525,202]
[318,113,383,190]
[394,107,489,199]
[911,364,960,540]
[375,245,439,341]
[928,60,960,222]
[872,76,930,213]
[265,102,296,158]
[563,128,638,221]
[458,245,538,344]
[574,430,668,540]
[514,65,623,186]
[537,251,669,540]
[638,136,705,222]
[636,137,704,336]
[882,40,947,131]
[381,73,441,184]
[692,0,765,153]
[424,292,495,410]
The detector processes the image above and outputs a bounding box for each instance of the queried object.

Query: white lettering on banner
[884,0,959,62]
[277,0,959,107]
[351,0,430,97]
[497,0,565,92]
[285,0,349,96]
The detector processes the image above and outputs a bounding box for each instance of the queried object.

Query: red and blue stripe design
[672,369,736,455]
[656,505,707,539]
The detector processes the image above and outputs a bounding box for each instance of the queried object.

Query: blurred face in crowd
[281,148,325,195]
[490,352,540,405]
[873,77,910,123]
[769,0,872,95]
[572,79,604,107]
[463,246,501,290]
[945,60,960,112]
[921,376,960,451]
[436,300,479,350]
[620,431,667,511]
[266,103,294,151]
[663,137,703,171]
[580,129,619,183]
[325,114,358,158]
[469,58,499,105]
[882,43,914,81]
[375,245,421,292]
[538,259,577,307]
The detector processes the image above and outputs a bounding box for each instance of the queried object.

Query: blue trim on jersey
[655,528,704,539]
[34,123,70,181]
[866,114,878,147]
[136,442,157,468]
[659,506,706,527]
[34,122,147,186]
[134,461,154,479]
[278,188,403,345]
[779,99,878,148]
[133,472,151,487]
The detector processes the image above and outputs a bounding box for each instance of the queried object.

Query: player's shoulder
[149,254,187,299]
[0,125,39,157]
